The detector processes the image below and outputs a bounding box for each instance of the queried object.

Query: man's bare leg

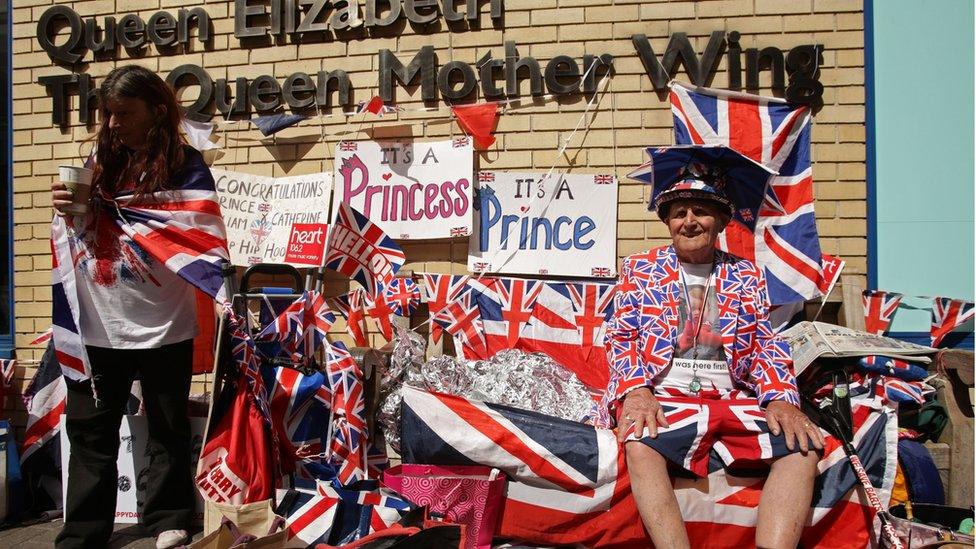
[756,450,819,548]
[626,442,689,549]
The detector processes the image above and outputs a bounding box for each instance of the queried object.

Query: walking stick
[803,370,904,549]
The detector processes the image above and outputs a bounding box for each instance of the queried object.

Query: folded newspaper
[781,321,936,376]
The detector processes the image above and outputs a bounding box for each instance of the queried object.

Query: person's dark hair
[91,65,185,197]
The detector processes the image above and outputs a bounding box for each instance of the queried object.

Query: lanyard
[679,268,713,359]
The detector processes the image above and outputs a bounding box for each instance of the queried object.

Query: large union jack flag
[263,365,336,482]
[670,81,822,305]
[930,296,976,348]
[326,202,405,299]
[519,281,616,395]
[50,148,230,383]
[401,386,897,549]
[861,290,903,336]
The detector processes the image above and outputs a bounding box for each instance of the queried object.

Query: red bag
[383,464,505,549]
[196,377,274,505]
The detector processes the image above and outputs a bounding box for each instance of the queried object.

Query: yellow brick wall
[8,0,866,421]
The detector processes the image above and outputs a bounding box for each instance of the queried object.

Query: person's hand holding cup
[52,165,93,216]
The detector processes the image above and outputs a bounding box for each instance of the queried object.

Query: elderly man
[605,146,823,549]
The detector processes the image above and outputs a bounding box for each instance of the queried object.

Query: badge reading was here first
[333,138,474,239]
[468,172,618,278]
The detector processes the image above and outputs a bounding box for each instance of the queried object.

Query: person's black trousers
[56,339,195,549]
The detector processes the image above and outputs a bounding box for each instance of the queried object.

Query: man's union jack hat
[627,145,776,230]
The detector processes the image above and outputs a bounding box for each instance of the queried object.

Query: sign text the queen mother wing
[333,138,473,239]
[468,172,618,278]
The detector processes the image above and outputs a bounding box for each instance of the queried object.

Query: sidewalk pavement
[0,520,204,548]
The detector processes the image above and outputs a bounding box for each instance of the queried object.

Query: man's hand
[765,401,825,453]
[617,387,669,443]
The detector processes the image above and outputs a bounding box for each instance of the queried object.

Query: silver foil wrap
[378,327,593,452]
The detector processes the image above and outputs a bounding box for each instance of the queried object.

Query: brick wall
[8,0,866,422]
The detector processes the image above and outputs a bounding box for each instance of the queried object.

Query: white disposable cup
[58,165,93,215]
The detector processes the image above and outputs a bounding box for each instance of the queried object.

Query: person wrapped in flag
[49,66,228,549]
[609,145,824,549]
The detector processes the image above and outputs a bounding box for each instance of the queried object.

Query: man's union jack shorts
[622,393,800,477]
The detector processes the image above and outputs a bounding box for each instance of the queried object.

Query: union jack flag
[861,290,903,336]
[930,296,976,348]
[51,148,230,383]
[420,273,471,345]
[20,343,66,465]
[402,386,897,549]
[364,290,395,341]
[519,281,616,394]
[472,261,491,272]
[356,96,402,116]
[0,359,14,390]
[593,174,615,185]
[383,277,421,317]
[484,277,544,351]
[339,141,358,151]
[256,291,336,368]
[29,328,53,346]
[432,290,487,359]
[881,376,934,405]
[250,218,272,246]
[248,256,262,265]
[670,81,822,305]
[450,226,468,237]
[566,282,616,349]
[276,487,342,547]
[326,202,405,298]
[276,481,410,547]
[329,290,369,347]
[258,202,272,213]
[590,267,612,277]
[453,136,470,147]
[264,365,336,481]
[325,342,368,485]
[478,172,495,183]
[857,356,927,382]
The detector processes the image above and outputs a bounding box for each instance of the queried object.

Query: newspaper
[781,321,936,375]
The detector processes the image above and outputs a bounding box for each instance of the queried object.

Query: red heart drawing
[520,206,529,212]
[382,173,393,181]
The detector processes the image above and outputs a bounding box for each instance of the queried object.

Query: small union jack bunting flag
[931,297,976,348]
[862,290,903,336]
[383,278,421,317]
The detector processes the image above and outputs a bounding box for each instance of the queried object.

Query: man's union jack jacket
[600,245,800,425]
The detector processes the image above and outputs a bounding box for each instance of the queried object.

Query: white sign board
[332,138,474,239]
[213,169,333,266]
[61,415,208,524]
[468,172,618,278]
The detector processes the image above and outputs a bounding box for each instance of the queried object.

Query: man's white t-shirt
[72,211,198,349]
[654,261,735,394]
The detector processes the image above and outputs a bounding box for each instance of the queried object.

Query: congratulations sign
[333,138,473,239]
[212,168,333,266]
[468,172,618,278]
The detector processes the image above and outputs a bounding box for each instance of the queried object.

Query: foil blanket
[378,328,594,452]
